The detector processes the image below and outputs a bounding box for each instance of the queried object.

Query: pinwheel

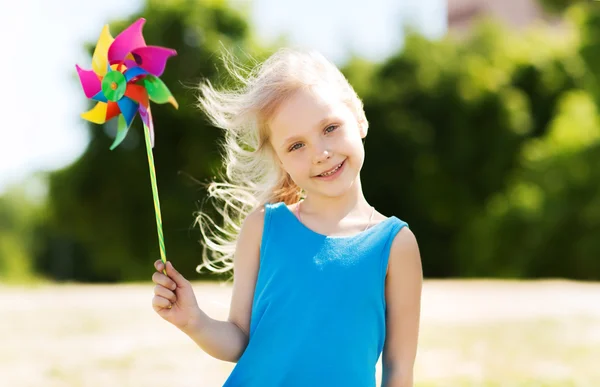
[75,17,178,274]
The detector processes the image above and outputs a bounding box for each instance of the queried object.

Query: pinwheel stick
[142,122,168,275]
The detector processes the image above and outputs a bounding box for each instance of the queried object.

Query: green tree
[457,4,600,279]
[44,0,260,281]
[355,18,591,277]
[0,182,46,282]
[538,0,587,14]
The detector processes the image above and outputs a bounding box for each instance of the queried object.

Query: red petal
[125,84,149,108]
[106,101,121,121]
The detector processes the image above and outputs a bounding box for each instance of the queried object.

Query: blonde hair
[194,47,368,274]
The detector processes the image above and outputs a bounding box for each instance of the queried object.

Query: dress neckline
[279,202,397,240]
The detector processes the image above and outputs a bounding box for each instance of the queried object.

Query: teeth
[319,162,343,177]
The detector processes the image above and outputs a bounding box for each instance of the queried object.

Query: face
[268,86,367,199]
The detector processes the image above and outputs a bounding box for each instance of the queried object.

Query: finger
[152,272,177,291]
[154,260,164,271]
[154,284,177,303]
[165,261,188,288]
[152,295,172,311]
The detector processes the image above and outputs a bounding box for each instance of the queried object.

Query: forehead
[268,86,348,141]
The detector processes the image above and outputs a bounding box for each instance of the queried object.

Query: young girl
[151,48,423,387]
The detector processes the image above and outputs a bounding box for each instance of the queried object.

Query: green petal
[109,114,131,150]
[142,75,178,109]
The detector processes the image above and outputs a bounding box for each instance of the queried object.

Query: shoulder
[243,205,266,229]
[387,225,421,275]
[391,225,417,251]
[236,205,266,250]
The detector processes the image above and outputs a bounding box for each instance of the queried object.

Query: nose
[313,145,332,164]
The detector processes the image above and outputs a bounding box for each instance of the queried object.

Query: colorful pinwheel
[76,17,178,150]
[75,18,178,274]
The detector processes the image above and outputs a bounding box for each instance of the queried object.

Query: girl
[151,48,423,387]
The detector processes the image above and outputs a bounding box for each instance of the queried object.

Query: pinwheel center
[101,71,127,102]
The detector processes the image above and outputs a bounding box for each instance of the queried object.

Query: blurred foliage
[538,0,587,14]
[4,1,599,282]
[354,4,600,279]
[0,182,45,283]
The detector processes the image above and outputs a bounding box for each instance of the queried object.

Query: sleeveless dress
[222,201,408,387]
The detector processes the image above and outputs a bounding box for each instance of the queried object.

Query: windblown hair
[194,47,368,274]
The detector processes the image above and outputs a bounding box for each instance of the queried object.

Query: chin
[309,173,359,199]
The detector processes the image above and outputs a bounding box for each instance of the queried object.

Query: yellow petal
[92,25,114,77]
[168,96,179,110]
[81,102,108,124]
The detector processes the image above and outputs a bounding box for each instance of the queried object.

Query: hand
[152,260,201,331]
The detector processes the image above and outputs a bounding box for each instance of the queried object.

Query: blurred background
[1,0,598,283]
[1,0,600,386]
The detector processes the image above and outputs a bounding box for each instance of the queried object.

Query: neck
[300,176,371,222]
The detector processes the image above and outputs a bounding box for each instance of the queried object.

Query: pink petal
[108,18,146,64]
[123,59,138,69]
[75,65,101,98]
[130,46,177,77]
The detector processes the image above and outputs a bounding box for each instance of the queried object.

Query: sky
[0,0,446,196]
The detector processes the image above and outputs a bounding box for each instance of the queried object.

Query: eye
[324,124,338,134]
[289,142,304,152]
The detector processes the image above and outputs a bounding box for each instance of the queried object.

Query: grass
[0,280,598,386]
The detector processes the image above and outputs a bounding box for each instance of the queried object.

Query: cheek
[281,155,308,177]
[338,127,363,152]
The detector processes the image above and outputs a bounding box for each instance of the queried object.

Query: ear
[359,121,368,139]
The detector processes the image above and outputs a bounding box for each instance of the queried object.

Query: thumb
[166,261,188,287]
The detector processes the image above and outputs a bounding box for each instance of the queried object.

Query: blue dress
[222,202,408,386]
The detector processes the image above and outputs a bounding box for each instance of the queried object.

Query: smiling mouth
[316,160,345,177]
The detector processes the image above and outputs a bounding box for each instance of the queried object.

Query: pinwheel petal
[75,65,102,99]
[92,25,114,77]
[110,114,131,150]
[130,46,177,77]
[123,59,138,69]
[125,84,149,108]
[117,96,139,127]
[91,91,108,103]
[106,101,121,121]
[139,104,155,148]
[124,66,149,82]
[108,18,146,64]
[81,102,108,124]
[143,75,178,109]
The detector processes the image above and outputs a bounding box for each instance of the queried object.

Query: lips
[315,159,345,177]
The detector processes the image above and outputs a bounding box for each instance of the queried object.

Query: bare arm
[181,207,264,362]
[382,227,423,387]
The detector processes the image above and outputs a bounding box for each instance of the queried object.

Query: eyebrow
[280,116,339,148]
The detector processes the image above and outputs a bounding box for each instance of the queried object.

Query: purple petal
[123,59,138,69]
[130,46,177,77]
[108,18,146,64]
[75,65,101,98]
[139,104,155,148]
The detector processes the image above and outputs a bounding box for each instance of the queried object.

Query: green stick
[142,122,167,276]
